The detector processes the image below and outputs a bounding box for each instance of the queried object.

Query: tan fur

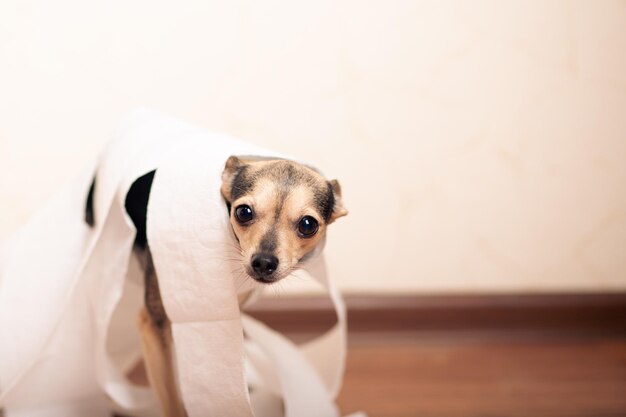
[231,182,327,278]
[221,156,347,283]
[138,308,187,417]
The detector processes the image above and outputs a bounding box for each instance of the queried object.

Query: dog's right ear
[221,156,246,203]
[327,179,348,223]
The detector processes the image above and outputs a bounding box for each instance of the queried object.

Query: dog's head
[221,156,347,284]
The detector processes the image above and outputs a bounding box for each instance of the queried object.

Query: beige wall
[1,1,625,294]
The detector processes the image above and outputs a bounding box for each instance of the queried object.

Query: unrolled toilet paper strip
[0,110,194,412]
[240,254,347,413]
[242,314,339,417]
[0,109,365,417]
[146,135,262,417]
[92,114,200,410]
[147,134,354,416]
[146,134,346,417]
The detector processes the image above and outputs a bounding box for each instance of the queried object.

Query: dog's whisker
[234,278,248,293]
[224,258,245,263]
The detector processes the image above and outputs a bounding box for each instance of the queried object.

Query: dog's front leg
[134,249,188,417]
[138,307,187,417]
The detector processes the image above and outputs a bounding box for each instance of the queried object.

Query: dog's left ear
[221,156,245,203]
[328,179,348,223]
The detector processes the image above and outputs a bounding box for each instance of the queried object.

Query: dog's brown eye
[297,216,319,238]
[235,205,254,224]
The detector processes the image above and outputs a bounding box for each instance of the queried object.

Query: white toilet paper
[0,110,364,417]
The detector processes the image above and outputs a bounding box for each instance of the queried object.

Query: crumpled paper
[0,109,365,417]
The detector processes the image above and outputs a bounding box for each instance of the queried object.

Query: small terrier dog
[85,155,347,416]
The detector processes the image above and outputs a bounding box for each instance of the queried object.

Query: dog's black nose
[251,253,279,278]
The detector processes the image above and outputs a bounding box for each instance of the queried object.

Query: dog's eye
[235,205,254,224]
[297,216,319,238]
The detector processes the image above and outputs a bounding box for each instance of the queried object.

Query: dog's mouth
[252,276,278,284]
[245,268,284,285]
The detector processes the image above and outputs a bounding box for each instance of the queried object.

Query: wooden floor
[337,333,626,417]
[19,293,621,417]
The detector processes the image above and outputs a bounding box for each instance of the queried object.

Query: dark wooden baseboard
[246,292,626,339]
